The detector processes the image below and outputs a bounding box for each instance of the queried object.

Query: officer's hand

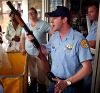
[52,78,68,93]
[40,45,48,55]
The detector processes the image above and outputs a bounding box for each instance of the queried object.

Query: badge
[80,39,88,48]
[66,44,73,50]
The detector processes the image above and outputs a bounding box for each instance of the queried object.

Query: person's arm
[40,45,49,56]
[67,60,92,83]
[12,26,22,42]
[53,60,92,93]
[20,32,26,55]
[53,38,92,93]
[5,23,13,41]
[88,40,96,49]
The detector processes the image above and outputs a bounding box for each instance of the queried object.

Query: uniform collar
[56,28,74,40]
[65,28,74,40]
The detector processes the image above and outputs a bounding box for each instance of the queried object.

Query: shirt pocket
[65,49,79,72]
[65,48,76,57]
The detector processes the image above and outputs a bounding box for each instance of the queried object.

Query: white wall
[21,0,28,23]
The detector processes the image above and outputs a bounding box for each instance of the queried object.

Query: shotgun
[6,1,51,74]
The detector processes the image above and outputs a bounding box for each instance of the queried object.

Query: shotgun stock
[6,1,51,74]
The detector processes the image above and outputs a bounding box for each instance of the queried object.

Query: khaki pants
[27,54,49,86]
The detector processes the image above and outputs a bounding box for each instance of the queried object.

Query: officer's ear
[62,17,68,23]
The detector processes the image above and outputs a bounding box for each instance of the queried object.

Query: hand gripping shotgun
[6,1,51,75]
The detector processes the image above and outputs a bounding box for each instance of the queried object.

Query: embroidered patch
[81,39,88,48]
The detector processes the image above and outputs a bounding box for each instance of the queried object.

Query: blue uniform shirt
[46,28,92,79]
[86,21,97,41]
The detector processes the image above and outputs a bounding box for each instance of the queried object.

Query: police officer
[43,6,92,93]
[86,2,99,49]
[84,2,99,93]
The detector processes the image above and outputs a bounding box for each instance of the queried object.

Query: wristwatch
[65,79,72,86]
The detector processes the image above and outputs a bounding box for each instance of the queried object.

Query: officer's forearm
[88,40,96,49]
[66,61,92,84]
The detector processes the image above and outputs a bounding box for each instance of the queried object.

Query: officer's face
[50,17,63,32]
[88,5,98,21]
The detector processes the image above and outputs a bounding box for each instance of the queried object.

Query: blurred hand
[26,35,34,42]
[52,78,68,93]
[40,45,48,55]
[12,36,20,42]
[20,48,26,55]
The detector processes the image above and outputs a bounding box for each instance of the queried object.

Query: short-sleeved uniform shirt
[22,20,50,56]
[46,28,92,79]
[86,21,97,41]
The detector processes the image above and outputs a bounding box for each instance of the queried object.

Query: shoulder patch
[80,39,89,48]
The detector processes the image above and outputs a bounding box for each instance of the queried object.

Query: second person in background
[20,7,51,92]
[84,2,99,93]
[5,10,22,52]
[86,2,99,49]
